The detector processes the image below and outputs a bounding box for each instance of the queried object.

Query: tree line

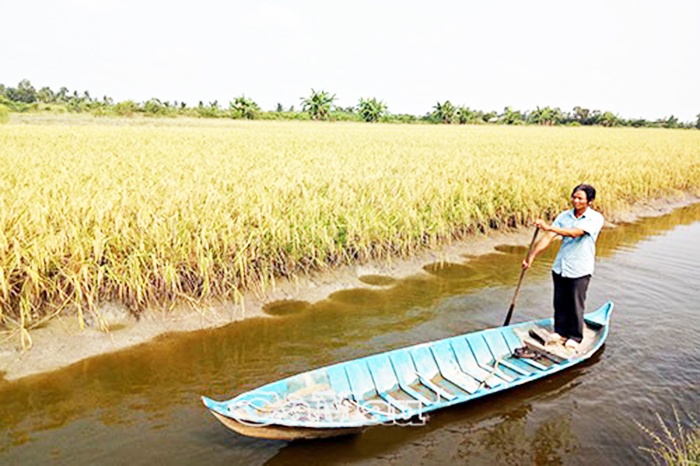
[1,79,698,129]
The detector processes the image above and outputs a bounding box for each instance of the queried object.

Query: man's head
[571,184,596,202]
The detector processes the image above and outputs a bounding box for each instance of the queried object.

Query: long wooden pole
[503,227,539,326]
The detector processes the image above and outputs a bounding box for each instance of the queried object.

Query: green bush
[0,96,27,112]
[114,100,139,117]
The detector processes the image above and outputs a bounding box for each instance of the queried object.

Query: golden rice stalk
[0,120,698,337]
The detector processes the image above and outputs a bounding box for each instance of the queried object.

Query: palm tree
[37,86,55,103]
[357,97,387,122]
[529,106,563,126]
[501,106,523,125]
[143,98,166,115]
[598,111,619,127]
[456,106,475,124]
[660,115,679,129]
[301,89,336,120]
[16,79,37,103]
[56,87,69,103]
[572,106,591,124]
[432,101,456,124]
[230,95,260,119]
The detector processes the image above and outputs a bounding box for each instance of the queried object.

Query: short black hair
[572,184,596,201]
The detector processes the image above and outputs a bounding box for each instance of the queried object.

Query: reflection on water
[1,202,699,464]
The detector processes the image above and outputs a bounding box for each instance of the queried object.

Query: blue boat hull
[202,301,614,440]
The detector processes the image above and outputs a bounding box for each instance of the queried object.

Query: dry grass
[1,119,699,343]
[638,407,700,465]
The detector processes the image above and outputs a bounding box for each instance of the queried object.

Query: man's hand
[535,219,551,231]
[536,219,586,238]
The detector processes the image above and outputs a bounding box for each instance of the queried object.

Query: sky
[2,0,699,121]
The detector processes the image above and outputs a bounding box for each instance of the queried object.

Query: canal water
[1,203,699,465]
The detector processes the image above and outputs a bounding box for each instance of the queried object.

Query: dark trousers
[552,272,591,343]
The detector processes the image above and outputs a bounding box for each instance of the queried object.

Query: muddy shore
[1,194,698,383]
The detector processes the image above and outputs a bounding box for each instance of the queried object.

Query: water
[1,203,699,465]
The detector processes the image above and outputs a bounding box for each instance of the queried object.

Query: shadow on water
[1,202,699,463]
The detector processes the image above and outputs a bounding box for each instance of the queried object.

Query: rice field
[1,118,699,340]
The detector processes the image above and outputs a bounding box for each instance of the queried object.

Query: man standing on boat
[521,184,605,350]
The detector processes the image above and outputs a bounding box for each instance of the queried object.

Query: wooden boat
[202,301,614,440]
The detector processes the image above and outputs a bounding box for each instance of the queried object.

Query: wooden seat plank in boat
[345,362,378,401]
[326,365,353,400]
[409,346,457,401]
[500,328,549,371]
[429,341,481,394]
[465,334,518,382]
[366,355,416,413]
[388,352,436,405]
[481,331,537,376]
[449,337,507,386]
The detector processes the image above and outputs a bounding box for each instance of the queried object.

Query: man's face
[571,190,590,211]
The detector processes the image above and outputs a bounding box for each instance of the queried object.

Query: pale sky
[2,0,698,121]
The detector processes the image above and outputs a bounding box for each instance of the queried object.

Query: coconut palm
[598,111,619,127]
[529,106,563,126]
[230,95,260,119]
[501,106,524,125]
[357,97,387,123]
[301,89,336,120]
[456,106,475,124]
[432,101,456,124]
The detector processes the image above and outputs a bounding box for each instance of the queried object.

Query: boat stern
[584,301,614,328]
